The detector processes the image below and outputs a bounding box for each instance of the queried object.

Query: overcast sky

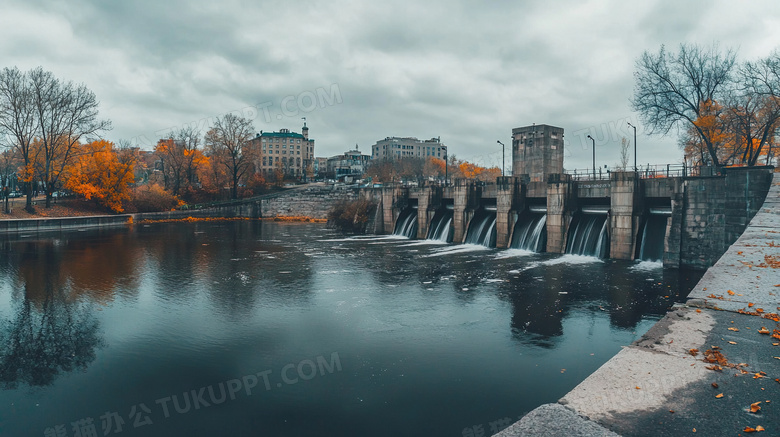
[2,0,779,171]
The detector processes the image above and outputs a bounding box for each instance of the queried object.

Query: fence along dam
[369,165,774,269]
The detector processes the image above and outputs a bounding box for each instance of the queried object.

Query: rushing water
[566,213,610,258]
[464,210,497,247]
[393,208,418,238]
[511,213,547,252]
[638,214,669,262]
[0,222,702,437]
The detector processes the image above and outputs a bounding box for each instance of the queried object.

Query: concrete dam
[370,166,774,269]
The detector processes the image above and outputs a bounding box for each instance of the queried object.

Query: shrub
[130,184,184,212]
[328,199,377,233]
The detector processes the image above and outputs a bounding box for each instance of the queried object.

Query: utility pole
[587,135,596,179]
[497,140,505,177]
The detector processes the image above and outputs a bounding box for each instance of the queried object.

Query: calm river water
[0,221,702,437]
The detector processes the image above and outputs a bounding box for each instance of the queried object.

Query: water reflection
[0,274,103,389]
[0,223,705,437]
[500,258,703,347]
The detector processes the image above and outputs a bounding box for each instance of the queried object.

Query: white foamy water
[494,249,535,259]
[318,235,408,242]
[398,240,449,247]
[630,260,663,271]
[423,244,490,258]
[541,254,603,266]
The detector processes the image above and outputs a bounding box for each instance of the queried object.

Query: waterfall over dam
[511,212,547,252]
[367,168,773,269]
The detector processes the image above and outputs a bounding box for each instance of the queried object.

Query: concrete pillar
[546,175,572,253]
[452,181,471,244]
[381,186,397,234]
[416,188,431,239]
[495,177,516,248]
[609,171,637,260]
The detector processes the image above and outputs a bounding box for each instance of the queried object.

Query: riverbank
[0,197,109,219]
[498,173,780,436]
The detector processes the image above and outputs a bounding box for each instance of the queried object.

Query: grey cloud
[2,0,779,169]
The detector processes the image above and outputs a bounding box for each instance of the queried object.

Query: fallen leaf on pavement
[751,402,762,413]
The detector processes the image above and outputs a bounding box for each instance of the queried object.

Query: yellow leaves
[64,140,135,213]
[728,341,738,345]
[728,327,740,332]
[727,290,736,296]
[766,255,780,268]
[715,393,724,398]
[758,327,770,335]
[689,349,699,357]
[744,425,765,432]
[750,401,762,413]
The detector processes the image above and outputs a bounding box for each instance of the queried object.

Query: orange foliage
[457,161,502,181]
[64,140,136,213]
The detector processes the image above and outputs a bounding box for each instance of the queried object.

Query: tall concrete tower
[512,124,564,182]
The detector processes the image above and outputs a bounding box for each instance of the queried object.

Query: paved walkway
[497,173,780,437]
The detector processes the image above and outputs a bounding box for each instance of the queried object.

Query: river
[0,221,702,436]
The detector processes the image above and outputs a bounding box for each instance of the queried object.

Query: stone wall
[676,167,773,269]
[258,185,367,219]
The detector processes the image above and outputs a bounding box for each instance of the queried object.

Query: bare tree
[28,67,111,207]
[618,137,631,170]
[631,43,737,166]
[0,67,39,211]
[730,51,780,166]
[204,113,255,199]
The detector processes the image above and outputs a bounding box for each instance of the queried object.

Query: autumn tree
[155,125,208,196]
[726,52,780,166]
[632,43,737,167]
[204,113,255,199]
[0,67,38,211]
[28,67,111,208]
[423,157,446,180]
[64,139,136,212]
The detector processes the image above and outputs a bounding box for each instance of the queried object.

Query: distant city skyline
[2,0,779,170]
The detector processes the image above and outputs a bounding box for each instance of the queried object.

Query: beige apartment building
[371,136,447,160]
[248,123,315,179]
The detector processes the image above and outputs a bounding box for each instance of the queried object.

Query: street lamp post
[497,140,505,177]
[627,122,637,172]
[587,135,596,179]
[444,153,448,186]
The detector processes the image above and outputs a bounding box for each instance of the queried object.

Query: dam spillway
[372,167,774,269]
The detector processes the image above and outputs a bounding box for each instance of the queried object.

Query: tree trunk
[25,181,33,212]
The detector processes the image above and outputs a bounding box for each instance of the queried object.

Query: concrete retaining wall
[0,215,132,234]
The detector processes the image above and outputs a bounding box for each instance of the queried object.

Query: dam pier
[376,165,773,269]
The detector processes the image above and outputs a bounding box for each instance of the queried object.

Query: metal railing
[565,164,713,180]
